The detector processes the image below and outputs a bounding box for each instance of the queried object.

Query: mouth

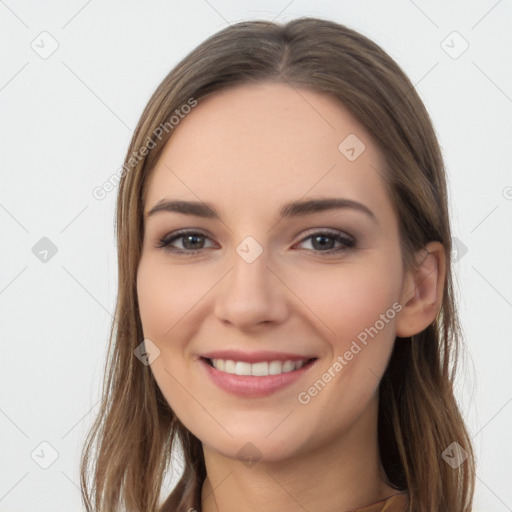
[201,357,317,376]
[199,356,319,398]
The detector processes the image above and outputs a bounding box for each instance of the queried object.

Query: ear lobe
[395,241,446,338]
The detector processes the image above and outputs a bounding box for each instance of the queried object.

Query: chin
[197,420,314,465]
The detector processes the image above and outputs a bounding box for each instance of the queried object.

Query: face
[136,82,408,463]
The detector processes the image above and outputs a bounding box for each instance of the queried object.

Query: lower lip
[199,357,317,398]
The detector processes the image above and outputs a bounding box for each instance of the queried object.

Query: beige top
[346,492,409,512]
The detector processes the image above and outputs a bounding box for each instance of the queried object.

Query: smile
[207,358,313,376]
[199,357,318,398]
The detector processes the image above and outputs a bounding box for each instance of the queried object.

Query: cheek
[136,256,212,341]
[286,270,401,443]
[292,260,402,345]
[136,258,203,418]
[290,259,402,414]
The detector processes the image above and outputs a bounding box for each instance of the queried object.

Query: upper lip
[200,350,317,364]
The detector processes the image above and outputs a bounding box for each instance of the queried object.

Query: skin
[136,81,445,512]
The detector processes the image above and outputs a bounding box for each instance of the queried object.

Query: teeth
[210,358,309,376]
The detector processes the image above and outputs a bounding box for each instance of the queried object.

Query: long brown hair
[80,17,475,512]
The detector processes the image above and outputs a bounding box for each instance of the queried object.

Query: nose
[214,246,289,331]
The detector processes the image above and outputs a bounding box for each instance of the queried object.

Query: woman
[80,17,475,512]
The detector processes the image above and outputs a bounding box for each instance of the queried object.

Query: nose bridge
[229,234,273,297]
[214,234,287,327]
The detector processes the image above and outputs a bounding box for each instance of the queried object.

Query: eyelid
[297,227,354,241]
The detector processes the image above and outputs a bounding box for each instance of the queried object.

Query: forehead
[144,82,389,218]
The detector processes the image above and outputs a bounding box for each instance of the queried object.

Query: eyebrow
[146,197,377,223]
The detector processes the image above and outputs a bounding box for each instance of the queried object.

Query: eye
[155,229,356,256]
[294,229,355,254]
[156,230,216,254]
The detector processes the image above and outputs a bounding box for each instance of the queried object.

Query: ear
[395,241,447,338]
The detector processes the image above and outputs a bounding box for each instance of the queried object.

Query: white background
[1,1,511,511]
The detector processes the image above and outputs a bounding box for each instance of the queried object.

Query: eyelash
[155,229,356,256]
